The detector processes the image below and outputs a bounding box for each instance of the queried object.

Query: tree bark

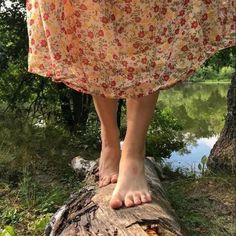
[72,90,92,129]
[57,83,75,129]
[45,156,188,236]
[117,99,124,130]
[207,72,236,174]
[57,84,92,132]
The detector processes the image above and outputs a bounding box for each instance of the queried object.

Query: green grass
[197,80,231,84]
[0,109,235,235]
[0,111,96,235]
[0,175,84,235]
[163,174,236,236]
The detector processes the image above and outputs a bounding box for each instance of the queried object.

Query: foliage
[0,0,235,132]
[0,226,16,236]
[189,46,236,82]
[158,83,228,138]
[0,0,93,132]
[18,169,42,208]
[0,108,99,235]
[0,208,23,225]
[0,176,81,235]
[0,0,27,72]
[190,66,218,82]
[28,213,53,234]
[190,65,235,82]
[2,171,99,234]
[146,107,185,159]
[0,0,64,125]
[0,105,188,234]
[198,155,208,176]
[0,1,235,235]
[204,47,236,72]
[163,174,236,235]
[0,109,100,184]
[218,66,235,79]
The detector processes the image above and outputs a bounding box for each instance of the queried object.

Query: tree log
[207,72,236,174]
[45,156,188,236]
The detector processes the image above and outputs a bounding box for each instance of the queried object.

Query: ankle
[119,155,145,176]
[121,143,146,158]
[101,126,120,137]
[101,145,120,152]
[101,128,120,147]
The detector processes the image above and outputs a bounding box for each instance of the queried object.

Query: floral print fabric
[26,0,236,99]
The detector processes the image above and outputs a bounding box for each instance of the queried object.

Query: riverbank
[197,80,231,84]
[186,80,231,84]
[163,172,236,236]
[0,82,233,235]
[1,167,235,236]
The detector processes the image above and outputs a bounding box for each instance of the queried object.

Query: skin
[92,97,121,187]
[92,91,159,209]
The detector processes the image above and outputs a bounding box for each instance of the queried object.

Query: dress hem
[28,41,236,99]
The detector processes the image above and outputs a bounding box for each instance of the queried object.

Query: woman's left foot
[109,150,151,209]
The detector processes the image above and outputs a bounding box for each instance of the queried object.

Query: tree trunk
[117,99,124,130]
[45,156,189,236]
[72,90,92,129]
[57,84,92,132]
[207,72,236,174]
[57,83,74,129]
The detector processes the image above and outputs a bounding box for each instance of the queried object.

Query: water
[158,82,230,173]
[165,135,219,173]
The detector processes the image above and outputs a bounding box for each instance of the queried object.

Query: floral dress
[26,0,236,99]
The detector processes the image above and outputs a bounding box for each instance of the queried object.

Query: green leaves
[0,226,16,236]
[198,163,202,170]
[29,213,53,234]
[146,107,185,159]
[198,155,208,175]
[201,155,208,165]
[0,207,23,225]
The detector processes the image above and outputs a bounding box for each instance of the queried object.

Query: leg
[110,91,159,208]
[92,95,121,187]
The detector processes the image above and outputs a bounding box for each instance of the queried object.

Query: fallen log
[45,156,189,236]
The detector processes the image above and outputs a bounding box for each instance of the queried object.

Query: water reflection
[158,82,230,172]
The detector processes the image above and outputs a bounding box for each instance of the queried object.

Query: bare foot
[99,147,121,187]
[109,152,151,209]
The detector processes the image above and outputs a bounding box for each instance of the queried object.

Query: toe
[111,174,118,183]
[133,192,142,205]
[102,176,111,187]
[145,192,152,202]
[141,193,149,203]
[110,194,123,209]
[124,194,135,208]
[99,177,105,187]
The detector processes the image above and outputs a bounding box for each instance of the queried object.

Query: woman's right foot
[98,146,121,187]
[98,126,121,187]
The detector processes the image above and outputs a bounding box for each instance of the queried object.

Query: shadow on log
[207,72,236,174]
[45,156,189,236]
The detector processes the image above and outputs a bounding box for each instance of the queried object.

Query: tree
[207,73,236,173]
[0,0,93,132]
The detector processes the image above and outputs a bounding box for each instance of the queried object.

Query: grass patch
[197,80,231,84]
[0,175,84,235]
[0,111,94,235]
[163,174,236,236]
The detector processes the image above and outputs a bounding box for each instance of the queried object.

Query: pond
[158,82,230,174]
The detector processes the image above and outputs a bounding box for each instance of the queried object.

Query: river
[158,82,230,174]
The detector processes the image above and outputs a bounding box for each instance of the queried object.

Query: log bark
[207,72,236,174]
[45,156,188,236]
